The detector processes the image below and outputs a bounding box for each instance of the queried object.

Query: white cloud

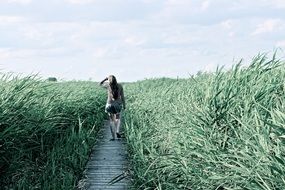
[5,0,32,4]
[21,26,46,40]
[0,48,33,59]
[204,62,216,72]
[276,40,285,48]
[263,0,285,8]
[0,47,76,60]
[141,0,161,3]
[64,0,99,4]
[165,0,190,6]
[124,36,145,46]
[220,19,234,30]
[0,16,26,23]
[201,0,211,11]
[0,48,11,60]
[228,32,235,37]
[219,19,237,38]
[0,1,284,81]
[161,29,195,45]
[251,19,284,36]
[18,21,88,48]
[92,47,109,58]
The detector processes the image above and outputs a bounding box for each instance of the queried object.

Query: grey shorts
[105,102,122,114]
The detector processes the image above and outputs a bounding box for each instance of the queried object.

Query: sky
[0,0,284,82]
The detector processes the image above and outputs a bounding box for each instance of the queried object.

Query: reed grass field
[0,77,106,189]
[124,54,285,189]
[1,54,284,189]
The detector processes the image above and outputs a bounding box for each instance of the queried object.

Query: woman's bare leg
[109,114,116,140]
[116,115,121,134]
[115,113,121,138]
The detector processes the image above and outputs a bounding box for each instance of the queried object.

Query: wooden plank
[78,120,130,190]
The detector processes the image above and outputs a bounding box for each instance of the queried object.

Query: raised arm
[99,77,108,86]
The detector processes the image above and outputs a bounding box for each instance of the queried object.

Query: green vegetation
[1,54,284,190]
[124,54,285,189]
[0,77,106,189]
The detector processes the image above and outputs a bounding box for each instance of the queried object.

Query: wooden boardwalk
[79,120,130,190]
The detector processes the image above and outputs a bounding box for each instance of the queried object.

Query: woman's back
[107,83,124,104]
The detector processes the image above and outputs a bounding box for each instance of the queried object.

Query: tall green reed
[0,76,106,189]
[124,54,285,189]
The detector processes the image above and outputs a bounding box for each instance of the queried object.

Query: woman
[99,75,126,140]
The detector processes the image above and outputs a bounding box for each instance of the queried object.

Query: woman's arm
[99,77,108,86]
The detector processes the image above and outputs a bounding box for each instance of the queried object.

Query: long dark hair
[108,75,119,100]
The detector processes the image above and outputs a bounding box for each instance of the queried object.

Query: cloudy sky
[0,0,284,81]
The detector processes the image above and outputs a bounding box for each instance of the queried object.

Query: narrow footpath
[81,120,130,190]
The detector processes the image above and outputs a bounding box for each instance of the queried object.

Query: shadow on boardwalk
[78,120,131,190]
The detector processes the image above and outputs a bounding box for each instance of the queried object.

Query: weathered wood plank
[78,120,130,190]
